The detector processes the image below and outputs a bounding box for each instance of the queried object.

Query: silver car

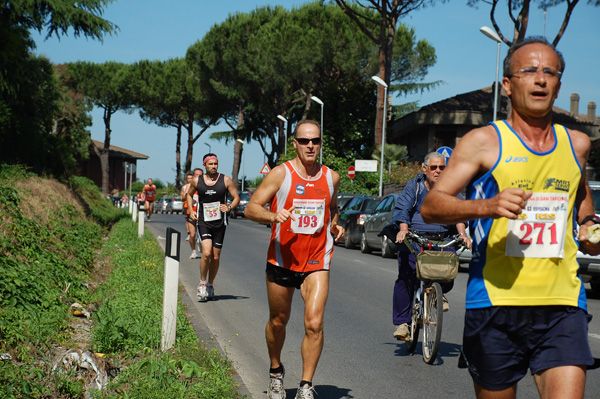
[165,197,184,214]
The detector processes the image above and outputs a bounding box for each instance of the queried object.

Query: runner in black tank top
[186,153,240,302]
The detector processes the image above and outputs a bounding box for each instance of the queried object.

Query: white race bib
[505,192,568,259]
[203,201,221,222]
[290,198,326,235]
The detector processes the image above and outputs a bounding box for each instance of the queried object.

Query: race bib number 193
[291,198,326,235]
[505,192,568,259]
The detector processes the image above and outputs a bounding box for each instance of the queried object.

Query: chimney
[588,102,596,122]
[570,93,580,116]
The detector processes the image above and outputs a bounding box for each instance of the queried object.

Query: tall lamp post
[480,26,502,122]
[311,95,324,164]
[236,139,245,191]
[277,114,288,157]
[371,76,388,197]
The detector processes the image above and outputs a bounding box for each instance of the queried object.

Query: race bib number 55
[203,201,222,222]
[291,198,326,235]
[505,192,568,259]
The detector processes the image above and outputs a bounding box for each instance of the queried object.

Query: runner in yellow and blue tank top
[421,37,600,398]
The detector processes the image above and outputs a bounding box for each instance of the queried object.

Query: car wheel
[344,228,355,249]
[360,232,372,254]
[381,235,395,258]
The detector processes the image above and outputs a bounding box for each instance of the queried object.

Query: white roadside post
[138,209,144,238]
[161,227,181,351]
[132,202,137,221]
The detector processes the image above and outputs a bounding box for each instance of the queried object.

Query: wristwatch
[228,204,232,211]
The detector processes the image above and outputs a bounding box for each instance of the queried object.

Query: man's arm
[570,129,600,255]
[245,166,295,224]
[222,176,240,213]
[422,125,531,224]
[186,177,198,220]
[329,171,344,242]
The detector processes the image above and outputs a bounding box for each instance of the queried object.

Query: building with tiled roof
[389,85,599,163]
[78,140,149,194]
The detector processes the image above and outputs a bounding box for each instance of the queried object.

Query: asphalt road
[144,213,600,399]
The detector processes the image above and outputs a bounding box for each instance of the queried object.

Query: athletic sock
[270,364,284,374]
[300,380,312,387]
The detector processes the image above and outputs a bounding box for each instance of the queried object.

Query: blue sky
[32,0,600,185]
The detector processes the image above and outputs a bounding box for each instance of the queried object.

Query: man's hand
[578,223,600,256]
[489,188,533,219]
[330,222,344,242]
[190,211,198,221]
[274,206,296,224]
[396,230,409,244]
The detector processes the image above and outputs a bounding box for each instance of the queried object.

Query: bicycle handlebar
[404,232,467,252]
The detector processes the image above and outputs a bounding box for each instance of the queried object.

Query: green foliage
[70,176,124,226]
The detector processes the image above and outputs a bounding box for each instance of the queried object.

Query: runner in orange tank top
[245,120,343,399]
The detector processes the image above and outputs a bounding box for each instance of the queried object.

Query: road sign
[260,163,271,175]
[437,146,453,164]
[348,166,356,180]
[355,159,378,172]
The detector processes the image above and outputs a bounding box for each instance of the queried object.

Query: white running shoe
[197,284,208,302]
[185,235,190,242]
[295,384,315,399]
[189,250,197,259]
[268,366,285,399]
[207,285,215,300]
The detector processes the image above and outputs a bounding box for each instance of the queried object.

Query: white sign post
[161,227,181,351]
[138,210,145,238]
[132,202,137,222]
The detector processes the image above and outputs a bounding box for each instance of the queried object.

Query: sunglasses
[295,137,322,145]
[427,165,445,171]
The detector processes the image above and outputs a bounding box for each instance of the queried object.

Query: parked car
[155,197,171,214]
[229,191,253,218]
[337,193,356,213]
[165,197,184,214]
[360,193,401,258]
[338,196,383,249]
[458,180,600,294]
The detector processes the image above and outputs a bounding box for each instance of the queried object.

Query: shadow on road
[390,340,462,366]
[275,385,354,399]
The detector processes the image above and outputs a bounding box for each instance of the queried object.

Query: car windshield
[344,197,365,211]
[364,198,381,212]
[240,192,252,201]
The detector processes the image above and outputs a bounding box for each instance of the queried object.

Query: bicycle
[402,232,466,364]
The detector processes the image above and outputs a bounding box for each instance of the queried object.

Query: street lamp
[204,142,212,153]
[480,26,502,122]
[311,95,324,164]
[277,114,288,157]
[371,76,388,197]
[236,139,245,191]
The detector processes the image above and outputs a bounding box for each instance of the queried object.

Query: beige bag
[415,251,459,282]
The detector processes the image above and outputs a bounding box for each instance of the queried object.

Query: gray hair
[503,36,565,79]
[423,152,446,166]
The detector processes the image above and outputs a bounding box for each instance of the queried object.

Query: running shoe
[443,295,449,312]
[197,283,208,302]
[190,250,197,259]
[295,384,315,399]
[393,323,409,340]
[185,235,190,242]
[268,365,285,399]
[207,285,215,300]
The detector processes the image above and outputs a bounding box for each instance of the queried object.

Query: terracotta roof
[92,139,149,160]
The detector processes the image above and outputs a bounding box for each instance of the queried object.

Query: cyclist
[392,152,471,340]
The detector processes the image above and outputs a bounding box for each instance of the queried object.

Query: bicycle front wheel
[422,282,443,364]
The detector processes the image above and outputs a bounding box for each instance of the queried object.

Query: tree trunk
[100,108,112,195]
[231,107,244,190]
[184,117,194,175]
[175,124,182,189]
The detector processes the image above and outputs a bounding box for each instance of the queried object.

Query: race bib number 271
[505,192,568,259]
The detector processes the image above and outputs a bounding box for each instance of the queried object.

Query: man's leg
[299,271,329,383]
[207,247,221,284]
[473,383,517,399]
[199,238,214,281]
[266,277,295,369]
[533,365,586,399]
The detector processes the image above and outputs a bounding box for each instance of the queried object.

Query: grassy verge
[0,165,243,398]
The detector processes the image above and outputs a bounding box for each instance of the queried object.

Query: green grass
[0,165,243,398]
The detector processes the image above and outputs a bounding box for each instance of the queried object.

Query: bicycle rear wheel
[422,282,443,364]
[405,290,420,353]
